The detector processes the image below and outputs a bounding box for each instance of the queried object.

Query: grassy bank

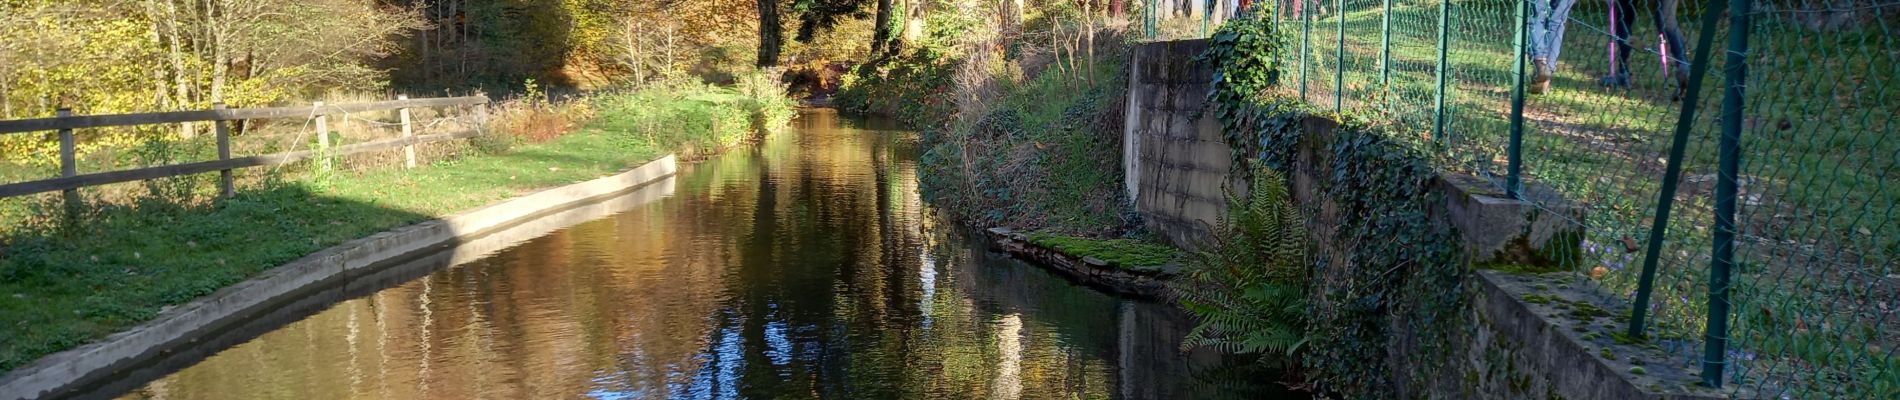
[838,32,1137,239]
[0,76,794,372]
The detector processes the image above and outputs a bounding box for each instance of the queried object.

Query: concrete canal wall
[0,156,679,400]
[1123,39,1240,251]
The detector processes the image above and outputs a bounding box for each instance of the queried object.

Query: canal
[108,109,1291,399]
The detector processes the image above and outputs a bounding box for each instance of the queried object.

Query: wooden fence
[0,96,489,202]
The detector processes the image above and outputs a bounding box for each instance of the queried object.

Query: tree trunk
[160,0,195,137]
[756,0,782,67]
[901,0,924,44]
[664,24,678,73]
[208,0,227,105]
[144,11,170,114]
[625,20,644,82]
[871,0,894,57]
[457,0,468,80]
[419,1,430,84]
[1003,0,1023,55]
[1085,0,1095,85]
[1,74,11,119]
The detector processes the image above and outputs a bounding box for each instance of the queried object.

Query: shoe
[1530,58,1552,94]
[1600,73,1631,88]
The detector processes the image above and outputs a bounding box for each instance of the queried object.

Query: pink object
[1607,3,1619,71]
[1659,33,1670,77]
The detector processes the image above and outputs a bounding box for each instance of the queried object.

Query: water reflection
[118,109,1291,399]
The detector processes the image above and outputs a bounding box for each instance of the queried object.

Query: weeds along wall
[1181,17,1471,397]
[843,24,1138,237]
[916,53,1134,236]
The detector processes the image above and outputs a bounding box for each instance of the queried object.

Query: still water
[112,109,1289,399]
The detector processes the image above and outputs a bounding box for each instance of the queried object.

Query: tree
[870,0,894,57]
[1,0,420,163]
[756,0,783,66]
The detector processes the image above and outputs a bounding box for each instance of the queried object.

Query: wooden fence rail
[0,96,489,200]
[0,96,487,135]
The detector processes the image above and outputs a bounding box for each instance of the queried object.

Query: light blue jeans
[1527,0,1576,65]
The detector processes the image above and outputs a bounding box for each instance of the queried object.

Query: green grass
[1025,231,1181,270]
[0,79,793,373]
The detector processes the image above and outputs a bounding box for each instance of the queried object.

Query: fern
[1176,166,1310,368]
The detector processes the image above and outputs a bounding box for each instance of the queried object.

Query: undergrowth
[1199,12,1469,397]
[912,41,1132,236]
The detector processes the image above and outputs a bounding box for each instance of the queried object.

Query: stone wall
[1124,39,1239,250]
[1123,39,1724,399]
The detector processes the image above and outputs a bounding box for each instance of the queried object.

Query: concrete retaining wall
[1124,38,1722,399]
[0,155,679,400]
[1125,39,1240,250]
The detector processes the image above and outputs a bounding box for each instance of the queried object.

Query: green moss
[1521,293,1554,304]
[1628,366,1648,375]
[1611,332,1650,345]
[1024,232,1180,269]
[1481,263,1565,275]
[1568,302,1612,321]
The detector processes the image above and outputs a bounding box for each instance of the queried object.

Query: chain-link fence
[1144,0,1896,396]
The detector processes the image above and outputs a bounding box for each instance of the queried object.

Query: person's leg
[1547,0,1576,66]
[1528,0,1553,60]
[1603,0,1635,87]
[1652,0,1690,98]
[1528,0,1555,93]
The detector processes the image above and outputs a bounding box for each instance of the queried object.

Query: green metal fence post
[1301,0,1313,99]
[1380,0,1392,85]
[1146,0,1155,39]
[1506,0,1528,197]
[1432,0,1450,144]
[1703,0,1753,387]
[1628,0,1733,340]
[1334,0,1345,112]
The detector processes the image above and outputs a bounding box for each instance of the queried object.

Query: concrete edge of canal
[0,155,681,400]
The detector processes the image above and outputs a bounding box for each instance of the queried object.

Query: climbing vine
[1198,12,1473,399]
[1196,10,1304,172]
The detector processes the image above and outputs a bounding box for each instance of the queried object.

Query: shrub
[1176,167,1310,367]
[833,49,957,127]
[736,70,797,137]
[469,125,518,155]
[584,71,796,159]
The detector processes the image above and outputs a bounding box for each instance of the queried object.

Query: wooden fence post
[57,107,78,216]
[214,102,234,197]
[314,101,330,172]
[398,95,415,169]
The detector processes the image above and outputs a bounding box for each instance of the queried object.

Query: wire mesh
[1140,0,1898,395]
[1722,0,1898,396]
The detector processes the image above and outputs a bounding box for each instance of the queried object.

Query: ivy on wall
[1196,12,1473,399]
